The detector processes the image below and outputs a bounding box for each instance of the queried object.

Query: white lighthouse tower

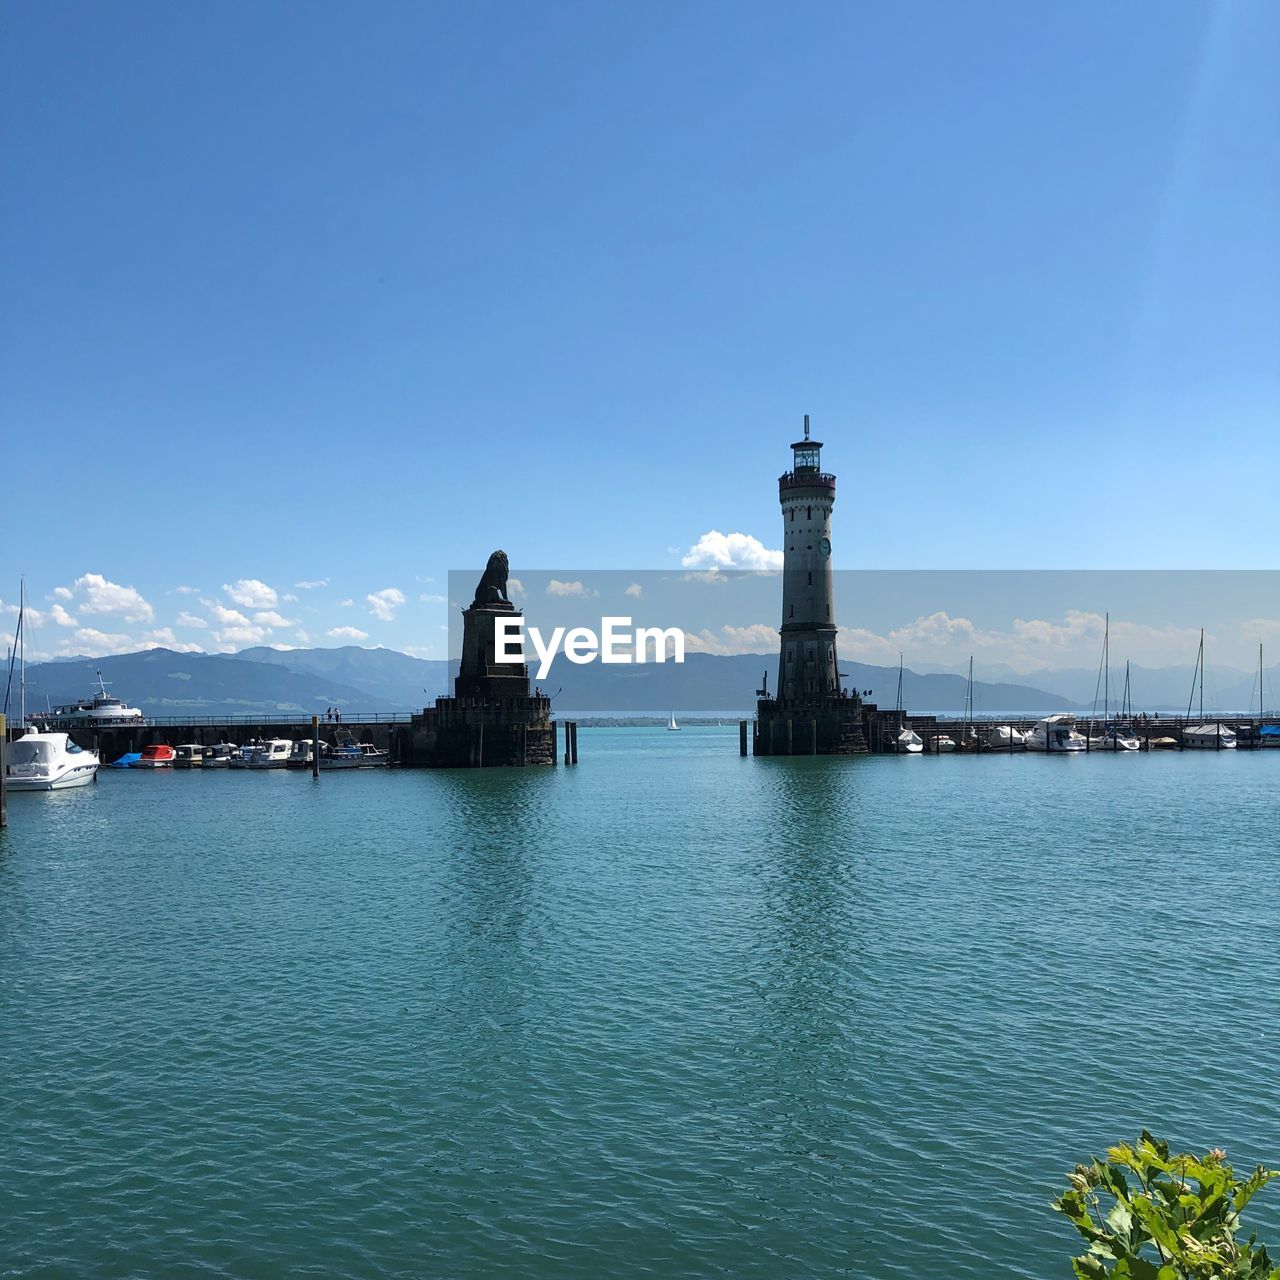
[777,416,842,700]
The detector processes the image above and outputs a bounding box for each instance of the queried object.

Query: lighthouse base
[753,697,869,756]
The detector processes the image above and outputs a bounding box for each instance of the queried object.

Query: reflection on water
[1,729,1278,1279]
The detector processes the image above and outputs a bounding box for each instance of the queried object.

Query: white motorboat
[247,739,292,769]
[287,740,315,769]
[4,731,99,790]
[49,669,145,728]
[228,742,259,769]
[319,742,363,770]
[1026,714,1087,752]
[173,743,205,768]
[931,734,957,753]
[1183,723,1237,750]
[987,724,1026,749]
[1094,727,1140,751]
[357,742,390,766]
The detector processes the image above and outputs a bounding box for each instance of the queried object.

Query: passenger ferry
[50,670,145,728]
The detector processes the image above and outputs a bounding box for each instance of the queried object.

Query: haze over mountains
[10,644,1274,719]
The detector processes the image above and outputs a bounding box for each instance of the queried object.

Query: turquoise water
[3,728,1278,1278]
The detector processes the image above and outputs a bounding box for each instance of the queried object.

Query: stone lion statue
[472,549,511,607]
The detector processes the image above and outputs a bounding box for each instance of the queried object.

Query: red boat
[136,743,176,769]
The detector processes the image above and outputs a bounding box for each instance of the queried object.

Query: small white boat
[1183,724,1237,750]
[987,724,1026,749]
[890,727,924,754]
[248,739,292,769]
[931,734,957,753]
[173,743,205,768]
[228,742,259,769]
[3,731,99,790]
[357,742,390,767]
[667,712,680,731]
[1026,714,1087,752]
[286,740,315,769]
[1094,727,1140,752]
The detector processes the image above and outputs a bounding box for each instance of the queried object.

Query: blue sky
[3,1,1277,662]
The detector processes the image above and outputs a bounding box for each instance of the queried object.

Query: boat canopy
[1261,724,1280,738]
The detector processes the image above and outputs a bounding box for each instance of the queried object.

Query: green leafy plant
[1053,1131,1279,1279]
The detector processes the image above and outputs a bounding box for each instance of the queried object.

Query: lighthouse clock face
[819,536,832,558]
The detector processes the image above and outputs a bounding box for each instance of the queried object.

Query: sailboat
[1183,628,1235,749]
[888,654,923,753]
[1090,614,1138,750]
[667,711,680,732]
[1257,643,1280,747]
[957,655,980,752]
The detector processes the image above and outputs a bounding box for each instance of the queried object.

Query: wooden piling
[1,714,7,829]
[570,721,578,765]
[311,715,320,778]
[476,722,484,767]
[739,720,748,756]
[786,719,794,755]
[564,721,571,766]
[810,719,818,754]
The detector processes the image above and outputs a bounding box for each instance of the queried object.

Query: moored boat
[4,731,99,790]
[1026,714,1087,753]
[203,743,237,768]
[319,741,363,770]
[987,724,1026,750]
[1183,723,1237,750]
[287,741,315,769]
[247,739,291,769]
[136,743,176,769]
[931,734,957,753]
[357,742,390,766]
[173,743,205,768]
[1094,727,1140,751]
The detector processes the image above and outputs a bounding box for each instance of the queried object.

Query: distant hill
[14,650,382,718]
[11,641,1266,721]
[9,644,1083,719]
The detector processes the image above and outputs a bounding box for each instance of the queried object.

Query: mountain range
[7,643,1274,721]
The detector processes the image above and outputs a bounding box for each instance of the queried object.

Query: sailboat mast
[1199,628,1205,721]
[1103,612,1109,723]
[19,576,25,729]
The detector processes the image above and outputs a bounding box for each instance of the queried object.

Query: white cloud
[49,603,77,627]
[419,593,448,604]
[682,531,783,572]
[172,585,201,595]
[366,587,406,621]
[684,624,778,656]
[547,579,599,598]
[211,624,268,650]
[176,612,208,629]
[338,598,355,608]
[294,579,329,590]
[625,583,643,599]
[327,625,370,642]
[72,627,135,655]
[253,610,297,628]
[52,586,73,600]
[209,604,251,627]
[507,578,525,597]
[223,579,278,609]
[140,628,203,654]
[293,629,311,645]
[74,573,154,622]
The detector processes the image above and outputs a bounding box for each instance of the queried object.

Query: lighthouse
[778,415,842,700]
[755,417,867,754]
